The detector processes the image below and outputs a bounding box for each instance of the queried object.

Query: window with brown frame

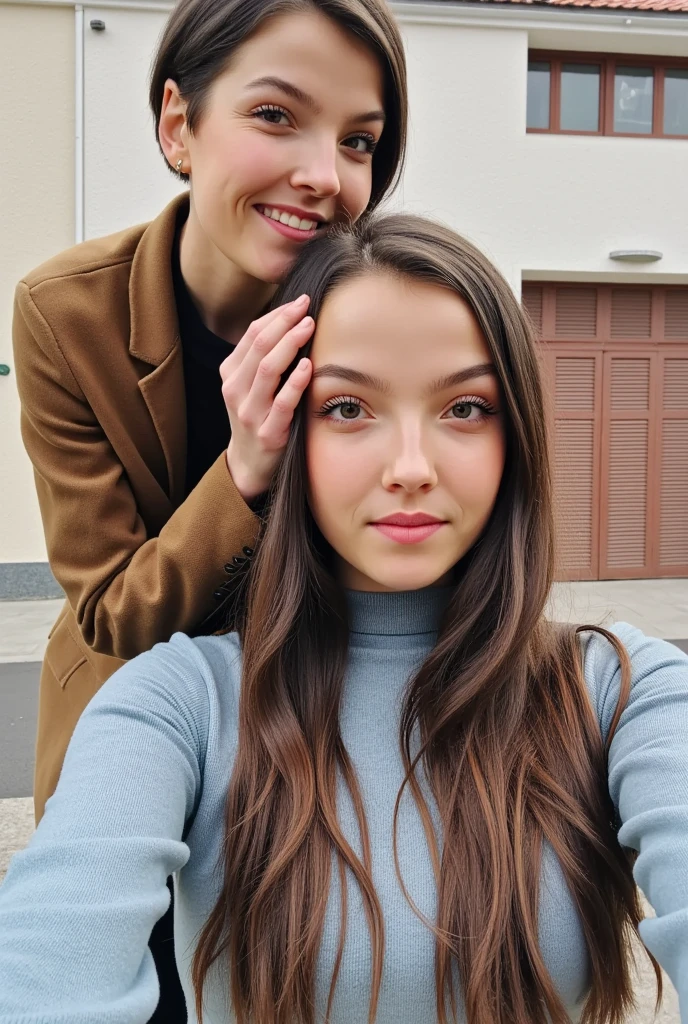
[527,51,688,139]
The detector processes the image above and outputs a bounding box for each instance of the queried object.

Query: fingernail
[299,358,310,370]
[292,294,308,307]
[301,316,313,327]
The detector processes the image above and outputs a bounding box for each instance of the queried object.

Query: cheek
[306,429,370,524]
[231,135,292,189]
[445,429,506,510]
[194,129,288,197]
[478,433,506,508]
[338,161,374,219]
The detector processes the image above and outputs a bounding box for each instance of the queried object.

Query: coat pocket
[45,614,88,689]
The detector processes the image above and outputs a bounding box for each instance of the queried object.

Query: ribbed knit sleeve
[0,632,213,1024]
[585,623,688,1017]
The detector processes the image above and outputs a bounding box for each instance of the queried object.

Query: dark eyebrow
[311,362,496,395]
[311,364,391,393]
[245,76,385,125]
[427,363,497,394]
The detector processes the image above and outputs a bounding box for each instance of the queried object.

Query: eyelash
[251,105,378,155]
[316,395,497,423]
[252,103,291,126]
[344,133,378,156]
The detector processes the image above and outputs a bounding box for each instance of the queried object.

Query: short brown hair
[149,0,407,211]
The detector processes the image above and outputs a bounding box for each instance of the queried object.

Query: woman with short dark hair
[11,0,407,1016]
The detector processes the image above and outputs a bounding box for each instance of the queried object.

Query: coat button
[242,546,254,558]
[213,589,224,600]
[232,555,247,567]
[224,563,238,574]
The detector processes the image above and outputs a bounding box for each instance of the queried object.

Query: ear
[158,79,189,173]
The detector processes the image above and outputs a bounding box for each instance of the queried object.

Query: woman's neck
[179,203,276,346]
[345,585,453,637]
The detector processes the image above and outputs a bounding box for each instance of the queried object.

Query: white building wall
[397,19,688,293]
[0,2,74,565]
[1,1,687,570]
[83,6,183,238]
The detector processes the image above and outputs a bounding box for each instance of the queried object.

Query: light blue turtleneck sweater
[0,588,687,1023]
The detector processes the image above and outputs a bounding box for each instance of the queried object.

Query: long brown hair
[193,216,660,1023]
[149,0,407,210]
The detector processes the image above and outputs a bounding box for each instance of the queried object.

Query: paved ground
[0,583,685,1019]
[0,662,39,798]
[546,578,688,640]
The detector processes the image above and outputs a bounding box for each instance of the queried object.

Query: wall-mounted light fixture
[609,250,663,263]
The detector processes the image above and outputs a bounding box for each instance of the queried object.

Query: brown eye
[318,397,368,422]
[451,402,473,419]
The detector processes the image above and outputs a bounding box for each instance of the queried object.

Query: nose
[381,423,438,494]
[290,137,341,199]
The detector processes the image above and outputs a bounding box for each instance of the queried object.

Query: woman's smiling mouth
[255,204,326,241]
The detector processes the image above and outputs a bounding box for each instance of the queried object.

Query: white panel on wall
[84,6,184,239]
[0,3,75,563]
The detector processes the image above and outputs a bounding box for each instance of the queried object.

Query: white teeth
[260,205,319,232]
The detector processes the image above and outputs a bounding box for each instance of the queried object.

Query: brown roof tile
[473,0,688,12]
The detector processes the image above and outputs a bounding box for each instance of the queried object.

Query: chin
[364,563,454,593]
[248,247,300,285]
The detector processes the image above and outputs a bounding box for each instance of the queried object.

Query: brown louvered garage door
[524,284,688,581]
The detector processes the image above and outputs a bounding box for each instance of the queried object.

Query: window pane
[527,61,550,129]
[561,63,600,131]
[664,69,688,136]
[614,67,654,134]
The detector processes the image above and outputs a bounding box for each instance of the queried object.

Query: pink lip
[372,523,445,545]
[375,513,444,527]
[370,513,446,546]
[255,204,326,243]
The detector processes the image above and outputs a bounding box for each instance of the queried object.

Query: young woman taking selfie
[11,0,406,1016]
[1,214,687,1024]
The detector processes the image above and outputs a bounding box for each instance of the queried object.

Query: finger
[224,297,311,392]
[219,307,283,374]
[220,295,310,380]
[258,358,313,444]
[240,317,314,419]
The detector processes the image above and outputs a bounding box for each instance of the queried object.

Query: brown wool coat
[12,193,260,821]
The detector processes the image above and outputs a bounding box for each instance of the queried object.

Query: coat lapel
[128,193,189,509]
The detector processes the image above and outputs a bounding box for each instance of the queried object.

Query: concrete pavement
[546,579,688,640]
[0,662,38,798]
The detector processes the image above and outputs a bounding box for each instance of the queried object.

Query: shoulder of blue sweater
[583,621,688,673]
[182,630,243,675]
[149,630,244,695]
[144,630,243,669]
[581,622,688,741]
[88,631,241,720]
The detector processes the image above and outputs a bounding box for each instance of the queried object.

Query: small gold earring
[176,158,183,173]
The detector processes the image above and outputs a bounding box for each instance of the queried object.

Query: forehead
[312,273,493,382]
[224,10,384,106]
